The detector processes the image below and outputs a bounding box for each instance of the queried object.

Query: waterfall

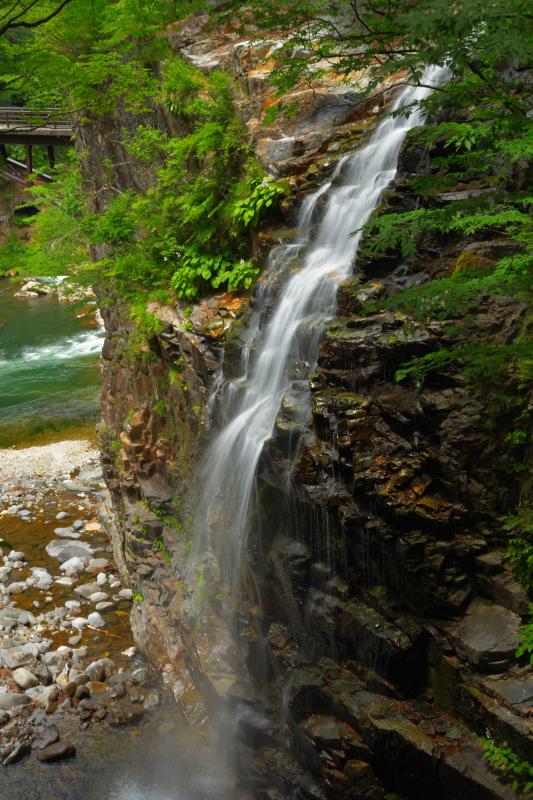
[191,66,448,592]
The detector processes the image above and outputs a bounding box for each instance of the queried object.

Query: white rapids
[192,66,448,589]
[0,329,104,368]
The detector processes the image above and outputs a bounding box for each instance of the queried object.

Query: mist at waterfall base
[0,705,237,800]
[192,66,449,592]
[0,284,103,447]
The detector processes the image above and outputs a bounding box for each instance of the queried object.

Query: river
[0,282,103,448]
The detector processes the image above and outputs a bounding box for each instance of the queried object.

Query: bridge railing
[0,107,72,130]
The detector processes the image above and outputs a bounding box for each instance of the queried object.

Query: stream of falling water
[192,66,448,591]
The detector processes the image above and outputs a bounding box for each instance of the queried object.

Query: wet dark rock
[236,706,276,749]
[63,680,78,698]
[301,715,370,761]
[446,600,521,672]
[476,569,530,616]
[3,740,30,766]
[143,688,160,709]
[109,684,128,700]
[107,705,144,727]
[79,698,98,712]
[483,672,533,712]
[344,758,375,789]
[130,667,149,685]
[74,685,90,701]
[438,744,518,800]
[36,740,76,762]
[341,602,424,688]
[33,724,59,751]
[31,662,52,686]
[270,536,311,597]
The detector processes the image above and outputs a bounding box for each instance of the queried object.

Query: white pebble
[87,612,105,627]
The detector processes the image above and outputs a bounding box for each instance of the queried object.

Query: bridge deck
[0,108,73,146]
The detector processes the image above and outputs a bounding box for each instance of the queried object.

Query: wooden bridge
[0,107,73,177]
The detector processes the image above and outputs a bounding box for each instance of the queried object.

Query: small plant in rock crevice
[482,739,533,795]
[515,607,533,664]
[154,538,172,565]
[505,507,533,590]
[153,399,166,418]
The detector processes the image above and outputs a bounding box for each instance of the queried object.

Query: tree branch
[0,0,73,37]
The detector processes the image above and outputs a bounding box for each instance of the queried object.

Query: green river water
[0,280,102,448]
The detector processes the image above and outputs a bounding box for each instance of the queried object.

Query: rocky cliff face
[89,15,532,800]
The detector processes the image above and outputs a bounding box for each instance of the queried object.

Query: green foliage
[516,611,533,664]
[135,58,284,298]
[79,57,283,301]
[123,125,167,163]
[123,301,164,360]
[395,342,532,386]
[0,0,74,39]
[170,250,257,299]
[361,161,533,412]
[153,399,166,417]
[231,178,287,229]
[0,233,27,277]
[510,511,533,665]
[362,205,532,264]
[128,302,164,338]
[0,0,185,112]
[133,591,144,603]
[162,56,206,115]
[154,537,172,565]
[505,508,533,590]
[483,739,533,794]
[9,156,92,279]
[91,191,136,245]
[13,53,284,304]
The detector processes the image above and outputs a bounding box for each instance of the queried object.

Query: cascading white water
[192,66,448,590]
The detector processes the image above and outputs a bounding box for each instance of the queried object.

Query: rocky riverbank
[0,440,162,770]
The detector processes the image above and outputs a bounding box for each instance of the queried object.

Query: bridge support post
[0,144,6,161]
[25,144,33,174]
[47,145,55,169]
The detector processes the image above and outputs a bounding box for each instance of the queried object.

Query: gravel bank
[0,440,100,482]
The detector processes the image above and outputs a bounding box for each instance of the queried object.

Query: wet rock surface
[446,600,521,672]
